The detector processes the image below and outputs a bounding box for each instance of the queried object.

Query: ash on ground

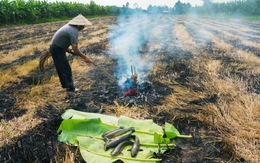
[117,80,165,107]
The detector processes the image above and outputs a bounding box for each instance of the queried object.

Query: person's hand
[67,49,75,54]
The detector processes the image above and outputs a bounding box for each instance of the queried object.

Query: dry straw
[39,51,51,72]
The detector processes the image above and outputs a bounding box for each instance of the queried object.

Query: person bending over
[50,14,92,92]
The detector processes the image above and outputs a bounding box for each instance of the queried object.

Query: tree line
[151,0,260,16]
[0,0,121,24]
[193,0,260,16]
[0,0,259,25]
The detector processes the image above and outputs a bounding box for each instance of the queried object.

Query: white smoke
[108,12,154,87]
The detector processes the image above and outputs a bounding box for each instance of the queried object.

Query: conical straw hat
[68,14,92,26]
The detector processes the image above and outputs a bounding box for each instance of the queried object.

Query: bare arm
[71,44,90,63]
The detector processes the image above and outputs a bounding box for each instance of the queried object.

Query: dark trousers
[49,44,75,90]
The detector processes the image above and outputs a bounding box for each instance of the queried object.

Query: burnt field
[0,15,260,162]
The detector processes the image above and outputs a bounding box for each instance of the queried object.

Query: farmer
[49,14,92,92]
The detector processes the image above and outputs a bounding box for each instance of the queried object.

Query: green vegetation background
[0,0,259,25]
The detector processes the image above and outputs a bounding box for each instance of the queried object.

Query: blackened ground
[0,16,250,163]
[157,117,233,163]
[0,54,235,162]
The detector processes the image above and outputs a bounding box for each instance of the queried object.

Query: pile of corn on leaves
[57,109,192,163]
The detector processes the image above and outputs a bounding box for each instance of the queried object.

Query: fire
[123,66,139,97]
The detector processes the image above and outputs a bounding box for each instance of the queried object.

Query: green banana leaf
[165,122,192,139]
[61,109,119,125]
[78,137,162,163]
[57,109,191,163]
